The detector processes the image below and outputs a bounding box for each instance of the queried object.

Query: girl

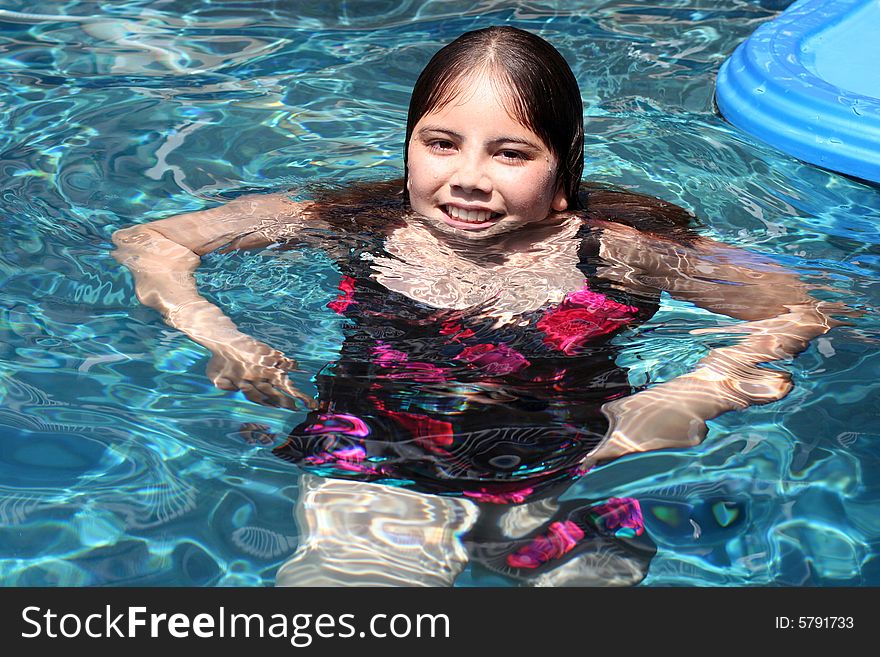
[112,27,843,585]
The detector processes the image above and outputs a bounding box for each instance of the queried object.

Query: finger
[252,378,315,411]
[256,351,300,373]
[239,423,275,445]
[274,377,317,409]
[817,300,862,314]
[240,422,271,432]
[239,381,279,408]
[252,380,303,410]
[212,376,240,391]
[265,368,317,408]
[275,355,301,372]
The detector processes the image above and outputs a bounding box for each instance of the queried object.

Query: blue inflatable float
[715,0,880,183]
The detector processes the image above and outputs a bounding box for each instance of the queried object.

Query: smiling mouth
[442,204,503,227]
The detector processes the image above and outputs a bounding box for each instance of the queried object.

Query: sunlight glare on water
[0,0,877,586]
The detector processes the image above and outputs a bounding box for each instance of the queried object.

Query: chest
[367,223,587,316]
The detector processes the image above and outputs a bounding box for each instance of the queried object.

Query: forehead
[422,72,537,132]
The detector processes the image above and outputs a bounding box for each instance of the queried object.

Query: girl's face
[406,76,568,239]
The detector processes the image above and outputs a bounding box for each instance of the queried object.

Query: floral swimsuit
[276,228,658,496]
[272,226,659,578]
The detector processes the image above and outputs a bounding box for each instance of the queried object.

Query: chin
[425,213,536,239]
[434,218,517,240]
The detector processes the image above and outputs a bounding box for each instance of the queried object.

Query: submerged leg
[276,474,478,587]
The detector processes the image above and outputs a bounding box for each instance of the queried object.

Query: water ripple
[1,0,878,587]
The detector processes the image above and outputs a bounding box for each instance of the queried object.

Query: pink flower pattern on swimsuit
[439,320,475,342]
[371,342,450,382]
[455,342,531,375]
[591,497,645,537]
[372,401,455,450]
[537,285,639,355]
[303,413,370,438]
[371,342,409,365]
[506,520,586,569]
[301,438,382,475]
[462,487,535,504]
[330,456,380,475]
[327,275,357,314]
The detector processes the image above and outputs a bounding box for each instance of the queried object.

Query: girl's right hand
[205,338,316,410]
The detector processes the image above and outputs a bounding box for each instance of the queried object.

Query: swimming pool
[0,0,877,586]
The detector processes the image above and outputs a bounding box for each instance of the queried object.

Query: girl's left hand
[583,387,710,469]
[581,302,853,469]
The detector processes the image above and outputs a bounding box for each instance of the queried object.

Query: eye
[427,139,456,153]
[497,149,529,163]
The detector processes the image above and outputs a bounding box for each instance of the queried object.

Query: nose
[450,153,492,195]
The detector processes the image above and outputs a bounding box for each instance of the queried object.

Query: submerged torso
[274,214,661,501]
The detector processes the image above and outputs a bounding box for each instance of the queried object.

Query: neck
[406,211,581,264]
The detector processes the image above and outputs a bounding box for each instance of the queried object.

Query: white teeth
[445,205,497,223]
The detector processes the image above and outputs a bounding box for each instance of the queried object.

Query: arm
[586,221,849,464]
[112,193,321,409]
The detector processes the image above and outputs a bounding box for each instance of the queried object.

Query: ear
[551,183,568,212]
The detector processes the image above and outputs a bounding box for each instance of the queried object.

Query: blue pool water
[1,0,878,586]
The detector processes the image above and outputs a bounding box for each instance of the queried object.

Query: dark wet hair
[579,184,702,243]
[404,26,584,209]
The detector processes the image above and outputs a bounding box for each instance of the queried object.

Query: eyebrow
[416,125,543,150]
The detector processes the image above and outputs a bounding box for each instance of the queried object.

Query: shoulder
[578,184,701,242]
[225,181,406,251]
[309,179,407,231]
